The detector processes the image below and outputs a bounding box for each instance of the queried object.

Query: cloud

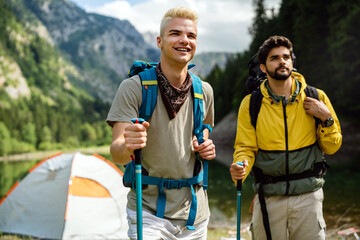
[82,0,278,53]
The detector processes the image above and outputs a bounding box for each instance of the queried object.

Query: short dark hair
[257,36,293,65]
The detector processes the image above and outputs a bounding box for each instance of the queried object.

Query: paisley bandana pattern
[156,64,192,119]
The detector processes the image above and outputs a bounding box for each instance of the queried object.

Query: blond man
[107,7,215,239]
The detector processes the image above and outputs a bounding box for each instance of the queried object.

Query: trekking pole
[131,118,145,240]
[236,162,244,240]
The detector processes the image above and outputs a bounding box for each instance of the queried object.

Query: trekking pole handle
[131,118,145,165]
[236,162,244,191]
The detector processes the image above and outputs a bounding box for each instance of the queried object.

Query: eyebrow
[168,29,197,37]
[269,53,290,59]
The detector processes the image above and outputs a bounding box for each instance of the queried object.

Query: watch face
[324,117,334,127]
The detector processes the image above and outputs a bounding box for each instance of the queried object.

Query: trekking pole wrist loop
[194,124,213,144]
[193,124,212,135]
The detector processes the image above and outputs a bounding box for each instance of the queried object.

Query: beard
[266,66,292,81]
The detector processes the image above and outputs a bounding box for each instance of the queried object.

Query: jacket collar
[261,72,305,104]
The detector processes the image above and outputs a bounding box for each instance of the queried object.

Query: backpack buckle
[163,179,188,189]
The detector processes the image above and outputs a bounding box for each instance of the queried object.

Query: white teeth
[176,48,188,52]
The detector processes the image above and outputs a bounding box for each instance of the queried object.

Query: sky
[70,0,281,53]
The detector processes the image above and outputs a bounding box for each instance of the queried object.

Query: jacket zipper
[282,99,290,195]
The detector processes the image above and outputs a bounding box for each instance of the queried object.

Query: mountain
[0,0,113,156]
[190,52,235,78]
[6,0,160,103]
[7,0,233,102]
[142,31,158,49]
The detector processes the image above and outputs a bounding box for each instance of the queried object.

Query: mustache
[276,66,290,71]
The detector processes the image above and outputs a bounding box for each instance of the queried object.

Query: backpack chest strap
[142,171,203,230]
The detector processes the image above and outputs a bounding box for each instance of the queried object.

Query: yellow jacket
[233,72,342,195]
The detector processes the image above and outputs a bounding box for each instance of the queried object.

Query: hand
[230,160,249,180]
[124,121,150,154]
[303,97,332,121]
[193,139,216,160]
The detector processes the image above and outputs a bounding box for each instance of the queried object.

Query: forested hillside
[5,0,160,103]
[0,0,111,156]
[206,0,360,123]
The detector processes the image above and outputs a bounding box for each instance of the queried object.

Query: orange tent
[0,152,129,239]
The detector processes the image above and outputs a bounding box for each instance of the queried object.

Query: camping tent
[0,152,130,239]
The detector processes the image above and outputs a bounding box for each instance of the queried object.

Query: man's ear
[260,64,266,73]
[156,36,162,49]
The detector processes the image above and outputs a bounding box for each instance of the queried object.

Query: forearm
[317,123,342,155]
[110,122,133,165]
[233,99,257,181]
[316,93,342,155]
[110,139,132,165]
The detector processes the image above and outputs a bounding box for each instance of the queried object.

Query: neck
[267,76,293,98]
[160,58,189,88]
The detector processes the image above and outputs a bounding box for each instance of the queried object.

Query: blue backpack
[123,60,212,230]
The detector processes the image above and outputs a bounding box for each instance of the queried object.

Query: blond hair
[159,7,198,37]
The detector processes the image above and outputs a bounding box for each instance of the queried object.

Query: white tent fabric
[0,152,129,240]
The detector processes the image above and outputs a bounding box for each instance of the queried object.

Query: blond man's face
[157,17,197,65]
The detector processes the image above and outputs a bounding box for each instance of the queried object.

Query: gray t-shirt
[106,74,214,226]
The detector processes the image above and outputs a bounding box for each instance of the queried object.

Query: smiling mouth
[175,47,190,52]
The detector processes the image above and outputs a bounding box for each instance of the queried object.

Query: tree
[0,122,12,156]
[80,123,97,142]
[327,1,360,117]
[21,123,37,146]
[38,126,53,150]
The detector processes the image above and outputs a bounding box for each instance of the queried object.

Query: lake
[1,154,359,239]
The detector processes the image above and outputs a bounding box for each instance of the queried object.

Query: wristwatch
[322,117,334,127]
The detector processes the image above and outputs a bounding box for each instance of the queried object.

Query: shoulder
[307,85,328,102]
[111,75,143,107]
[316,88,330,102]
[120,75,141,88]
[117,75,142,96]
[201,80,213,94]
[240,94,252,111]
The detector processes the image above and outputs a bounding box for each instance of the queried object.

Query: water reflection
[207,160,254,229]
[0,159,39,198]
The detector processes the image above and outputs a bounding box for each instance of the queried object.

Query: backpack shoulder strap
[189,72,212,191]
[250,88,263,129]
[304,85,319,100]
[190,72,205,142]
[190,72,212,143]
[304,85,321,127]
[138,68,158,122]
